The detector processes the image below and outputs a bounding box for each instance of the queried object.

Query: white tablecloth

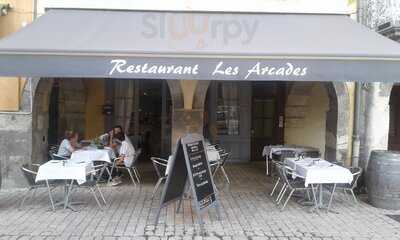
[262,145,319,159]
[70,148,114,163]
[35,160,92,184]
[285,157,353,187]
[207,149,220,162]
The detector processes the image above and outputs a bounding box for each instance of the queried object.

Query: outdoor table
[285,157,353,212]
[262,145,319,175]
[71,147,114,163]
[35,159,93,211]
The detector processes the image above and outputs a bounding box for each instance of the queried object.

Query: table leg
[327,183,337,212]
[319,184,323,207]
[64,179,77,211]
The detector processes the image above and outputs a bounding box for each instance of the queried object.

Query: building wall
[284,83,329,157]
[84,79,105,139]
[0,0,33,112]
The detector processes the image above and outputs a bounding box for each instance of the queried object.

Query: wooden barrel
[367,150,400,209]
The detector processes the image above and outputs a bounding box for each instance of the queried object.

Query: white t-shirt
[57,139,73,157]
[119,140,136,167]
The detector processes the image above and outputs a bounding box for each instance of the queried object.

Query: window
[216,82,240,136]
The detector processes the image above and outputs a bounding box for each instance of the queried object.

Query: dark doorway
[48,81,60,146]
[389,85,400,150]
[251,82,285,161]
[138,80,172,160]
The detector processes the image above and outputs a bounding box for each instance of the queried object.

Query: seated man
[110,132,136,186]
[99,125,133,147]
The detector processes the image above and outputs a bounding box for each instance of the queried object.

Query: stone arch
[193,81,211,110]
[166,80,184,109]
[31,78,54,164]
[286,81,350,163]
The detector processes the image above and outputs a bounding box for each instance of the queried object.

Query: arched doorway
[285,82,350,163]
[202,81,350,163]
[32,78,172,163]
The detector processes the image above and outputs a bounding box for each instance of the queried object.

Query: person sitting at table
[110,132,136,186]
[99,125,132,147]
[57,130,79,158]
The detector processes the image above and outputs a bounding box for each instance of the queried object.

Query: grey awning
[1,9,400,81]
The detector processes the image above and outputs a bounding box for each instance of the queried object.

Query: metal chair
[131,148,142,184]
[72,163,107,210]
[50,153,69,160]
[93,160,112,183]
[48,145,59,160]
[20,164,56,211]
[270,150,297,198]
[299,150,321,158]
[108,150,141,186]
[150,157,168,198]
[277,165,312,210]
[213,151,231,184]
[334,167,362,204]
[270,160,284,197]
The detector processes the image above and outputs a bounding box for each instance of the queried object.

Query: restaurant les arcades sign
[108,58,309,81]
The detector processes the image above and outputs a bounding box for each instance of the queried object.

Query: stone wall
[285,82,350,163]
[57,79,87,138]
[0,78,38,189]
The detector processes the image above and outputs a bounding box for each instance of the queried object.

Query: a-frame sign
[154,133,221,233]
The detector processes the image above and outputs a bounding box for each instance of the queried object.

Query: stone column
[168,80,209,151]
[361,82,392,170]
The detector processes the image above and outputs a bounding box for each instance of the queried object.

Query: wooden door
[251,82,285,161]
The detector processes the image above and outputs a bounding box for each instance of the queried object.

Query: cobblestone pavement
[0,163,400,240]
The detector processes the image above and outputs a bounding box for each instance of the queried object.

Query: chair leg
[350,189,358,204]
[96,185,107,205]
[89,187,103,210]
[220,166,230,184]
[343,189,350,200]
[277,185,287,205]
[310,184,318,207]
[105,168,111,179]
[281,189,295,210]
[45,180,55,212]
[19,188,33,210]
[270,177,280,196]
[152,178,164,199]
[127,169,137,186]
[276,183,286,202]
[306,189,311,201]
[133,167,141,184]
[108,166,115,183]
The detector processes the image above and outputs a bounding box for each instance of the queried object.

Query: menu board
[160,139,188,205]
[156,134,219,227]
[183,139,216,210]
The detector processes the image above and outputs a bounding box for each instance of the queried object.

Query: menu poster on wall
[155,134,221,234]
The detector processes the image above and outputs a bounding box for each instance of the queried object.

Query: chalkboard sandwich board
[154,133,221,233]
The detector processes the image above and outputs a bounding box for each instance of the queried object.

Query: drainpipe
[351,0,362,167]
[352,82,361,167]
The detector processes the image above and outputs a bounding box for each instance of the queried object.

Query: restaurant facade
[0,0,400,189]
